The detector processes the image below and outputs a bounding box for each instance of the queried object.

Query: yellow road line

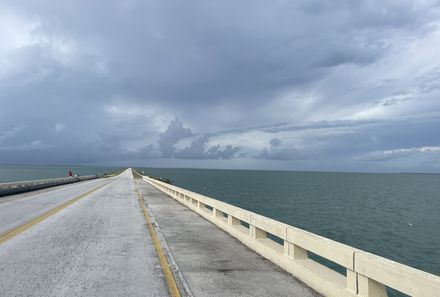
[134,183,182,297]
[0,181,112,245]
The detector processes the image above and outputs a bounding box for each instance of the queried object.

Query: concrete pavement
[0,170,169,297]
[0,177,109,235]
[0,168,320,297]
[134,177,321,297]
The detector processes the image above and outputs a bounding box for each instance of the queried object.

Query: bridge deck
[135,177,320,297]
[0,169,318,297]
[0,170,168,297]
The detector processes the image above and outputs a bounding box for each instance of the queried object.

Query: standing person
[68,170,73,177]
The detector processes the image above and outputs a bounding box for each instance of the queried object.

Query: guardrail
[0,175,98,197]
[142,175,440,297]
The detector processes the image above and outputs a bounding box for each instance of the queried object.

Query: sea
[1,165,439,296]
[137,167,440,296]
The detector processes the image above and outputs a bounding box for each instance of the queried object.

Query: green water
[138,167,440,295]
[0,165,121,183]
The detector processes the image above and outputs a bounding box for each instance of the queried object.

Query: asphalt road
[0,169,169,297]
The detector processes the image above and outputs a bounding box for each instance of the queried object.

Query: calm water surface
[138,167,440,281]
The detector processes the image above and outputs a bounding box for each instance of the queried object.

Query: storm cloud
[1,0,440,172]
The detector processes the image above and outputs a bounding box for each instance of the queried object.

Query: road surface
[0,169,169,297]
[1,169,319,297]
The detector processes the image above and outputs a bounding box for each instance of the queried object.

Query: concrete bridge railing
[142,175,440,297]
[0,175,98,197]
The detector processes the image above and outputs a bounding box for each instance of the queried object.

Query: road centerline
[0,181,113,245]
[134,182,181,297]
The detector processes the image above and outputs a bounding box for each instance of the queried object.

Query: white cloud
[360,146,440,162]
[0,4,104,85]
[0,6,40,80]
[54,123,66,133]
[0,5,39,52]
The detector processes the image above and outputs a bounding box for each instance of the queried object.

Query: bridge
[0,169,439,297]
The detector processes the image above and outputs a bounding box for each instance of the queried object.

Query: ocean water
[137,167,440,295]
[0,165,121,183]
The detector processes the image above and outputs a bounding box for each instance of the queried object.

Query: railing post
[284,241,308,260]
[213,208,222,218]
[357,274,388,297]
[228,215,240,226]
[250,225,267,239]
[346,269,357,294]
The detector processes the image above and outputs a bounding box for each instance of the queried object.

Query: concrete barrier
[0,175,98,197]
[142,175,440,297]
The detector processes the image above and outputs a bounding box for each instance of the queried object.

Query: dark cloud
[158,119,194,157]
[157,120,240,159]
[260,120,380,133]
[1,0,440,171]
[206,145,240,159]
[270,138,282,148]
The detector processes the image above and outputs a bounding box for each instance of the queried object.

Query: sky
[1,0,440,172]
